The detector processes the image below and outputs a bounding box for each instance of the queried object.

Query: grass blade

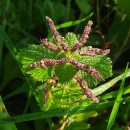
[0,96,130,124]
[99,85,130,100]
[56,12,93,29]
[92,69,130,96]
[106,63,129,130]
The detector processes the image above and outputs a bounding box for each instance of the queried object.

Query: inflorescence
[28,16,110,103]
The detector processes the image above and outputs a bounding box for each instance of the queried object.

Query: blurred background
[0,0,130,130]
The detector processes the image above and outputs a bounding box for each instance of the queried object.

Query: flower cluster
[28,16,110,103]
[79,46,110,56]
[28,58,68,70]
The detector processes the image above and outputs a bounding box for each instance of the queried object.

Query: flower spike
[74,75,99,103]
[69,58,103,80]
[83,65,103,80]
[71,20,93,52]
[45,16,68,51]
[40,58,68,68]
[80,20,93,44]
[28,61,40,70]
[79,46,110,56]
[45,16,60,43]
[41,38,60,52]
[28,58,68,70]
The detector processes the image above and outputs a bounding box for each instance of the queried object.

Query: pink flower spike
[28,61,40,70]
[58,58,68,64]
[45,16,68,51]
[69,58,84,70]
[41,38,60,52]
[79,46,110,56]
[39,58,68,69]
[69,58,103,80]
[83,65,103,80]
[74,75,99,103]
[79,20,93,44]
[60,41,68,51]
[40,58,58,68]
[71,20,93,52]
[45,16,60,43]
[71,42,82,52]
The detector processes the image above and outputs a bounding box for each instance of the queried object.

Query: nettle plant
[18,16,112,110]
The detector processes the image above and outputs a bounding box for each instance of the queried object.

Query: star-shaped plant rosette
[18,16,112,110]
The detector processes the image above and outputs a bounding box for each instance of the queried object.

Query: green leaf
[18,44,57,82]
[116,0,130,13]
[55,63,77,83]
[43,83,83,110]
[52,1,66,22]
[64,32,78,47]
[37,80,83,110]
[72,112,97,122]
[0,53,21,91]
[66,122,90,130]
[78,55,112,87]
[18,44,57,68]
[36,87,54,111]
[42,0,66,22]
[75,0,91,14]
[27,67,52,82]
